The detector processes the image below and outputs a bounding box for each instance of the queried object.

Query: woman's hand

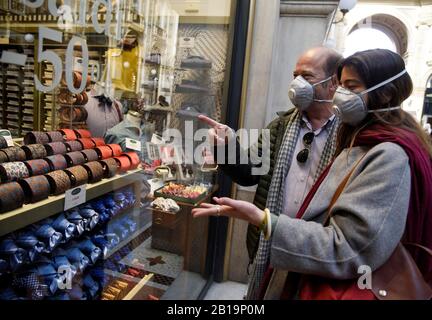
[192,197,265,227]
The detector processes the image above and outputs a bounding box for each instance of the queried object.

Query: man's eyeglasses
[296,132,315,163]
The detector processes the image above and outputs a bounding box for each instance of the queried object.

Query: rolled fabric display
[0,182,25,213]
[74,129,92,138]
[46,131,65,143]
[80,92,89,105]
[64,165,89,187]
[95,146,113,160]
[91,137,105,147]
[121,152,140,170]
[24,159,51,176]
[77,138,95,150]
[106,144,122,157]
[1,146,27,162]
[0,162,30,182]
[64,151,86,166]
[59,106,88,122]
[64,140,83,152]
[113,156,131,173]
[58,129,78,141]
[99,158,118,178]
[80,149,99,162]
[0,151,9,164]
[22,144,47,160]
[18,175,51,204]
[0,136,8,149]
[45,170,72,195]
[44,142,68,156]
[23,131,50,145]
[44,155,68,171]
[82,161,104,183]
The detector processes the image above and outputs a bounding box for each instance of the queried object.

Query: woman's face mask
[288,75,333,111]
[333,69,407,126]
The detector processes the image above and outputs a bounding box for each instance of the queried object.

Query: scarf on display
[245,108,340,300]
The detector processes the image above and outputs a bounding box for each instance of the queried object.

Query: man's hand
[198,115,235,146]
[192,197,265,227]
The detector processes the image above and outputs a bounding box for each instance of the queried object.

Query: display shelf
[0,169,143,237]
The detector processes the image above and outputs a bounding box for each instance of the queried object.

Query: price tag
[64,186,86,211]
[0,129,14,147]
[126,138,142,152]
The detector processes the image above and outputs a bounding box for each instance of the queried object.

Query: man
[199,46,343,299]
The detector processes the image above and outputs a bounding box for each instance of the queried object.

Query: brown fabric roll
[23,132,50,145]
[44,155,68,171]
[64,151,86,167]
[0,182,25,213]
[64,165,89,187]
[82,161,104,183]
[81,149,99,162]
[24,159,51,176]
[64,140,84,152]
[18,175,51,204]
[22,144,47,160]
[45,170,72,195]
[0,151,9,164]
[0,162,30,182]
[44,142,68,156]
[46,131,65,143]
[1,146,27,162]
[99,158,118,178]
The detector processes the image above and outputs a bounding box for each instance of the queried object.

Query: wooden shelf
[123,273,154,300]
[0,169,143,237]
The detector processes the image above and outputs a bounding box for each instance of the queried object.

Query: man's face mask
[288,75,333,111]
[333,69,407,126]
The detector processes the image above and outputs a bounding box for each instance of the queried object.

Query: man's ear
[329,75,339,91]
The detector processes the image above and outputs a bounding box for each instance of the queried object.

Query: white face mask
[333,69,407,126]
[288,75,333,111]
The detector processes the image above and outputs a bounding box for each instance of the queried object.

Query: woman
[192,49,432,299]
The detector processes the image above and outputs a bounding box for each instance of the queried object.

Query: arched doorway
[344,14,408,57]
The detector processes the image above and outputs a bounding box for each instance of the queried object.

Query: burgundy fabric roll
[23,132,50,145]
[18,176,51,204]
[1,146,27,162]
[44,155,68,171]
[80,149,99,162]
[24,159,51,176]
[46,131,65,143]
[22,144,47,160]
[0,182,25,213]
[64,151,86,167]
[64,140,84,152]
[44,142,68,156]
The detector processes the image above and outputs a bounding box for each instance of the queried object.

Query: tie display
[64,140,84,153]
[91,138,106,147]
[76,240,102,265]
[122,152,140,170]
[44,142,68,156]
[58,129,78,141]
[80,149,99,162]
[74,129,92,139]
[0,162,30,182]
[30,224,63,253]
[24,159,51,176]
[44,155,68,171]
[64,151,86,167]
[106,144,123,157]
[46,131,65,143]
[18,176,51,203]
[0,151,8,164]
[45,170,72,195]
[23,132,50,145]
[50,213,77,242]
[113,156,131,172]
[99,158,118,178]
[0,238,28,271]
[83,161,104,183]
[77,138,95,150]
[94,146,113,160]
[0,182,26,213]
[64,210,86,237]
[13,232,45,262]
[12,272,48,300]
[64,165,89,187]
[1,146,27,162]
[22,144,47,160]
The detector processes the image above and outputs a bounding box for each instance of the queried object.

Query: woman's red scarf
[296,123,432,283]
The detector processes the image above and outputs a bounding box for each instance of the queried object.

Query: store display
[44,155,68,171]
[113,156,131,173]
[77,138,95,150]
[23,132,50,145]
[82,162,105,183]
[99,159,118,178]
[24,159,51,176]
[64,166,89,187]
[44,170,72,196]
[59,129,78,141]
[0,182,25,213]
[1,146,27,162]
[0,162,30,182]
[64,140,84,152]
[64,151,86,167]
[95,146,113,160]
[18,176,51,204]
[22,144,47,160]
[81,149,99,162]
[154,182,208,203]
[44,142,68,156]
[91,138,106,147]
[151,197,180,213]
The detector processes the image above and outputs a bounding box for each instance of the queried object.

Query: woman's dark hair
[335,49,432,157]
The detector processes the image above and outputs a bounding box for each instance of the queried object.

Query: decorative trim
[280,0,339,17]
